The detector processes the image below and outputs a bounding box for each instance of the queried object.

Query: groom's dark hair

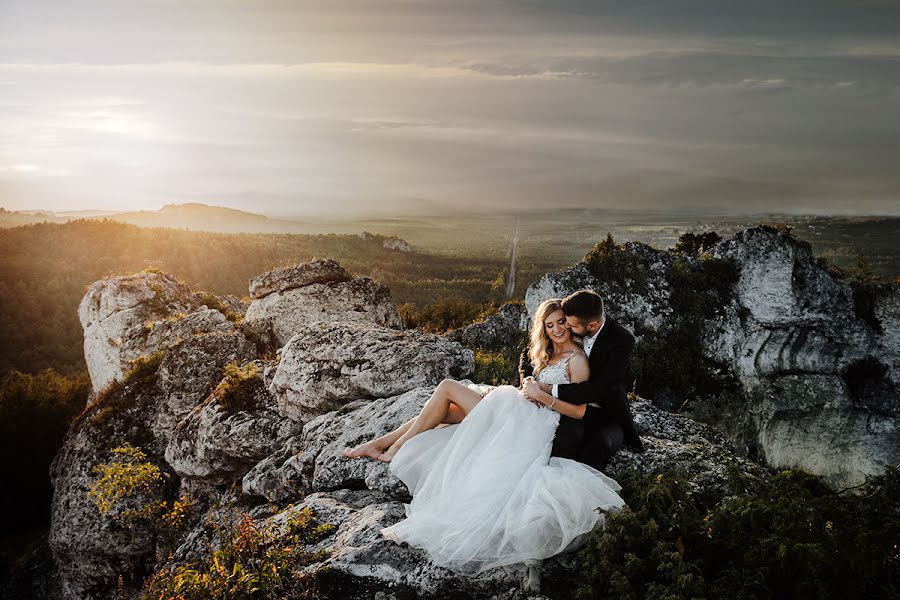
[561,290,604,322]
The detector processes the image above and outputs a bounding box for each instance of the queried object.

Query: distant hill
[0,203,312,234]
[0,206,70,227]
[108,202,315,233]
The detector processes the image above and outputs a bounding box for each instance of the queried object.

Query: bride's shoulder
[566,349,589,370]
[567,347,587,360]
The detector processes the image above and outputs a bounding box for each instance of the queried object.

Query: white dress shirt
[551,314,605,400]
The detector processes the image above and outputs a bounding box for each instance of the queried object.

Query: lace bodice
[535,353,573,385]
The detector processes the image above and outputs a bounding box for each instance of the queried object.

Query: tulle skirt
[380,384,626,575]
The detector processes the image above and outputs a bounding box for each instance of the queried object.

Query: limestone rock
[524,245,674,334]
[50,327,257,599]
[78,272,205,397]
[872,284,900,387]
[450,302,529,350]
[49,393,171,600]
[751,374,900,487]
[241,435,308,502]
[245,261,404,346]
[153,329,258,436]
[45,232,899,600]
[165,362,301,484]
[243,388,444,502]
[269,323,474,422]
[248,258,351,299]
[525,226,900,489]
[383,237,411,252]
[261,490,528,598]
[243,385,761,507]
[606,398,768,499]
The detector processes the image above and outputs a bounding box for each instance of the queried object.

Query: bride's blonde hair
[529,298,582,376]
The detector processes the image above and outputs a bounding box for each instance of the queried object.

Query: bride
[341,299,627,582]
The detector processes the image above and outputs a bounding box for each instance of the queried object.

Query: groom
[521,290,644,470]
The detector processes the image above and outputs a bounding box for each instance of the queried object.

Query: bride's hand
[519,378,542,407]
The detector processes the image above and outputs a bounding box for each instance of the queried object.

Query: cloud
[1,0,899,215]
[456,51,900,92]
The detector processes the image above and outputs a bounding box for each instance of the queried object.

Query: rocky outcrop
[248,258,351,299]
[232,389,764,599]
[269,323,474,422]
[358,231,412,253]
[243,387,476,502]
[165,360,301,484]
[449,302,529,350]
[526,226,900,490]
[78,272,208,397]
[152,328,258,435]
[243,384,762,507]
[49,258,478,600]
[383,237,412,252]
[46,239,891,600]
[244,260,404,347]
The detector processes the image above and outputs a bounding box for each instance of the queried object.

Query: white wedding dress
[380,354,627,575]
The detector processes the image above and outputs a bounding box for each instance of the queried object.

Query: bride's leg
[341,396,467,459]
[341,417,415,459]
[377,379,482,462]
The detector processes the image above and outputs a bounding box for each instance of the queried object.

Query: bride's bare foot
[375,451,395,463]
[341,440,385,460]
[376,440,403,462]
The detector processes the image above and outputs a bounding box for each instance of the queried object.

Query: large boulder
[248,258,351,299]
[268,322,475,422]
[525,226,900,489]
[165,361,301,484]
[449,302,529,350]
[53,301,259,600]
[243,387,467,502]
[235,389,763,599]
[49,372,172,600]
[243,384,763,506]
[78,272,207,398]
[244,259,404,347]
[51,236,891,600]
[152,328,258,435]
[260,489,526,598]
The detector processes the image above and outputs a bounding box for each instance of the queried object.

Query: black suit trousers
[550,415,625,471]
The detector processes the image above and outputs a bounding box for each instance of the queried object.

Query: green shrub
[558,465,900,600]
[71,350,166,429]
[197,292,242,322]
[630,254,740,410]
[88,443,170,525]
[399,296,487,333]
[213,361,264,414]
[471,329,528,386]
[584,233,650,295]
[87,443,194,568]
[196,292,227,313]
[758,222,796,238]
[123,350,166,385]
[846,256,888,332]
[672,231,722,256]
[473,349,517,386]
[140,508,337,600]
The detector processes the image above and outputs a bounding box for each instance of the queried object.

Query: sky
[1,0,899,218]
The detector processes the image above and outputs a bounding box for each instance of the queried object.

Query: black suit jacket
[518,312,644,452]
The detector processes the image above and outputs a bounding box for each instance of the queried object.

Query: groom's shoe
[522,564,542,594]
